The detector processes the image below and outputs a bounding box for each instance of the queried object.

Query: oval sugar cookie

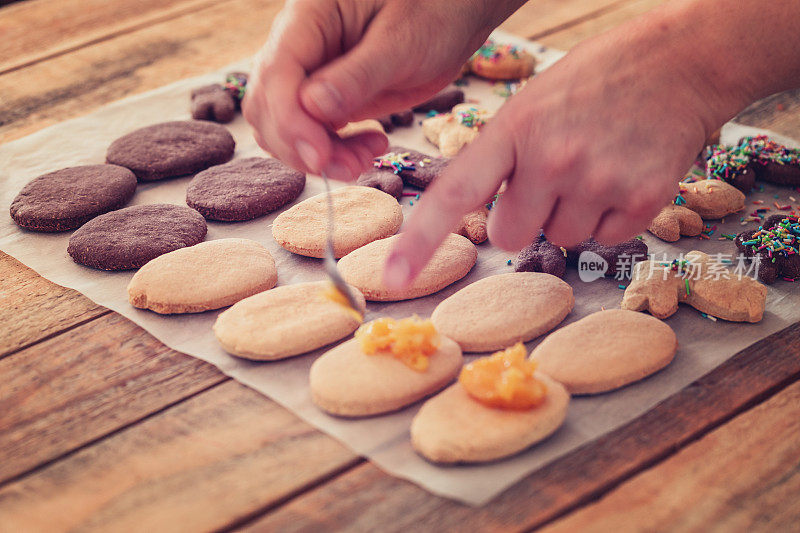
[213,281,366,360]
[272,186,402,258]
[337,233,477,301]
[410,375,569,464]
[531,309,677,394]
[431,272,573,352]
[128,238,277,314]
[310,335,462,417]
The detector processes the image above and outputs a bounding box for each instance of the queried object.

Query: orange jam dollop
[355,316,440,372]
[459,343,547,410]
[321,283,363,323]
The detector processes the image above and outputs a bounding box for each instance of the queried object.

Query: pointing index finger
[383,123,515,289]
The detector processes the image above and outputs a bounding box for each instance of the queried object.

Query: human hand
[242,0,524,181]
[384,6,754,288]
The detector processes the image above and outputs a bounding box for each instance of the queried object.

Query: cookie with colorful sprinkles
[735,214,800,284]
[422,104,492,157]
[741,135,800,186]
[359,146,449,194]
[467,38,536,80]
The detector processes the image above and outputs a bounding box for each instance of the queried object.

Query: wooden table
[2,1,799,530]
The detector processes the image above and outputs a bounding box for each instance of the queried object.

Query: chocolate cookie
[742,135,800,186]
[372,146,449,190]
[735,214,800,284]
[568,238,649,277]
[412,89,465,113]
[705,144,756,192]
[106,121,235,181]
[67,204,207,270]
[514,234,567,278]
[10,164,137,232]
[356,170,403,199]
[376,110,414,133]
[186,157,306,221]
[515,235,648,279]
[191,84,237,123]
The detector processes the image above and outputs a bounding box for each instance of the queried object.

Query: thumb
[300,32,397,127]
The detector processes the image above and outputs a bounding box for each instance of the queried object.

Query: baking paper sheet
[2,32,800,506]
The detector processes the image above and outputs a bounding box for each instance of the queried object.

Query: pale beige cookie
[337,233,477,301]
[272,185,403,258]
[531,309,677,394]
[422,104,492,157]
[310,335,462,417]
[128,238,277,314]
[337,119,385,138]
[621,250,767,322]
[410,375,569,464]
[213,280,366,360]
[680,179,745,219]
[648,204,704,242]
[455,207,488,244]
[431,272,573,352]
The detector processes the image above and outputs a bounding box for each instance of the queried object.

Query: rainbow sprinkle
[473,39,522,62]
[374,152,415,175]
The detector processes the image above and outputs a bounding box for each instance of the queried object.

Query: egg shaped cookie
[531,309,677,394]
[213,281,366,360]
[128,238,277,314]
[411,374,569,464]
[431,272,573,352]
[310,335,462,417]
[337,233,477,301]
[272,186,402,258]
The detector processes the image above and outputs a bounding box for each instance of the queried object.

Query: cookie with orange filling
[411,343,569,463]
[309,317,463,417]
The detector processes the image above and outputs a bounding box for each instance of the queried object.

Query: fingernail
[295,140,320,172]
[325,161,351,181]
[383,253,411,289]
[304,81,344,122]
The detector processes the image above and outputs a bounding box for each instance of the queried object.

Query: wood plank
[0,381,360,532]
[736,89,800,140]
[239,322,800,532]
[0,0,284,143]
[535,0,667,49]
[542,380,800,532]
[500,0,632,40]
[0,251,107,358]
[0,312,225,483]
[0,0,235,74]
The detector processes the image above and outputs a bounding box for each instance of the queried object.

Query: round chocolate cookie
[356,169,404,199]
[106,121,235,181]
[67,204,207,270]
[186,157,306,221]
[10,164,137,232]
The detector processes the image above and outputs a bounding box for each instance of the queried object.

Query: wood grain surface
[1,0,799,530]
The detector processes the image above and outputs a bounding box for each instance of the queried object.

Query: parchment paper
[2,32,799,506]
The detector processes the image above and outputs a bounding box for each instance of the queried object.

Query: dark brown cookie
[106,121,235,181]
[514,234,567,278]
[705,144,756,192]
[742,136,800,186]
[67,204,207,270]
[567,237,649,277]
[735,214,800,284]
[186,157,306,221]
[412,89,465,113]
[376,110,414,132]
[356,169,404,199]
[10,164,137,232]
[191,84,237,123]
[375,145,449,190]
